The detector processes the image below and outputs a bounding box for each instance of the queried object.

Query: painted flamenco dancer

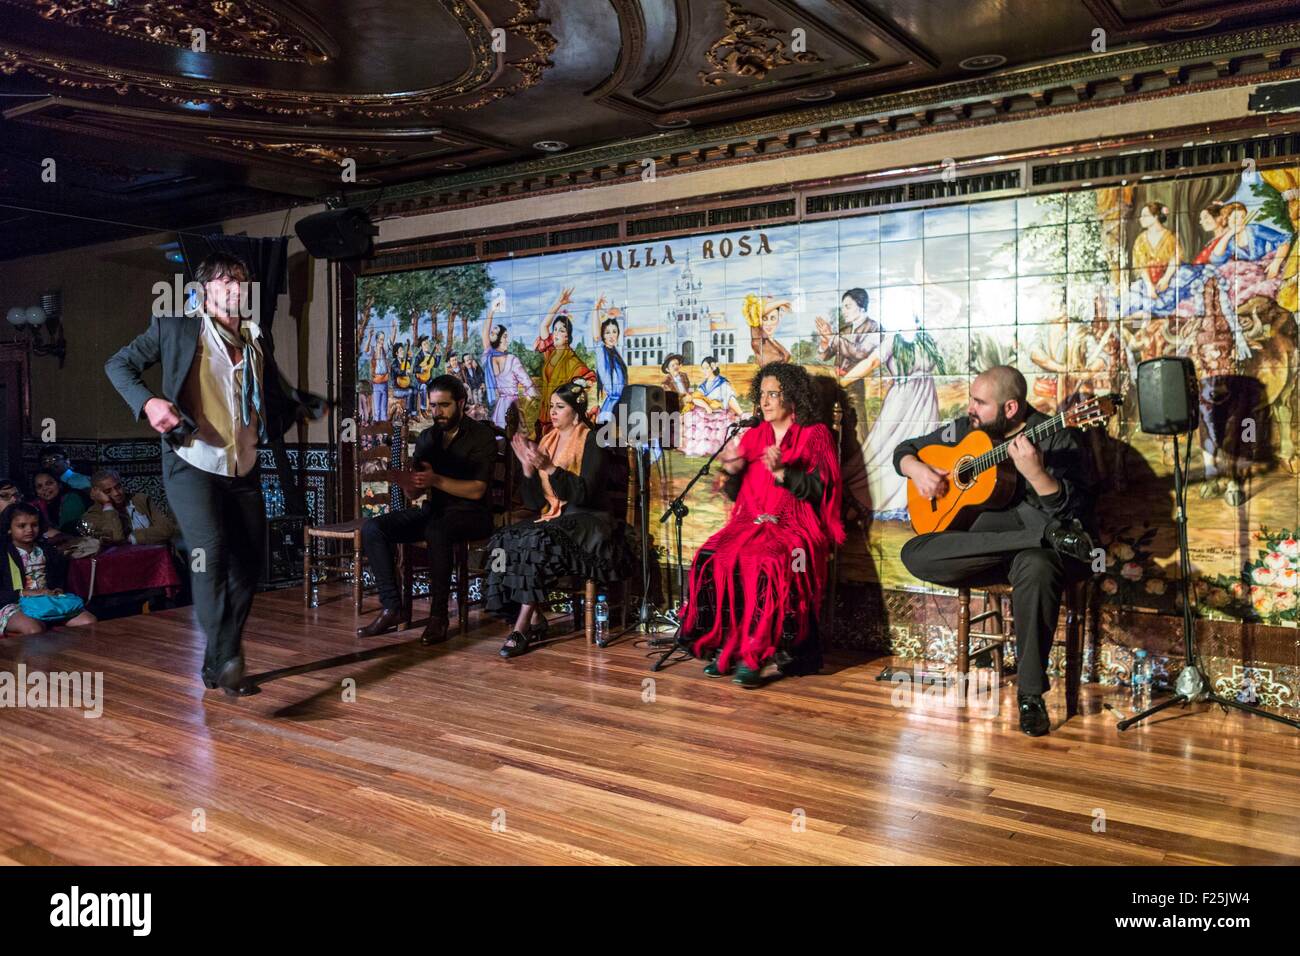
[678,362,844,688]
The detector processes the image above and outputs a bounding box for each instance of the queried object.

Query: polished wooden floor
[1,584,1298,866]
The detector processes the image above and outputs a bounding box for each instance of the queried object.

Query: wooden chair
[520,442,633,643]
[957,575,1095,720]
[562,443,633,643]
[302,417,408,612]
[450,431,515,635]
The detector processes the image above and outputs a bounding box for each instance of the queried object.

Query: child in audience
[0,502,96,636]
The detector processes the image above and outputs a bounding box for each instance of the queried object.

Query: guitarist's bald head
[969,366,1029,435]
[978,365,1027,408]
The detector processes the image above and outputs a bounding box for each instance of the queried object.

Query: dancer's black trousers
[162,449,265,673]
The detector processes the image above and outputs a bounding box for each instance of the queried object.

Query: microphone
[735,414,761,428]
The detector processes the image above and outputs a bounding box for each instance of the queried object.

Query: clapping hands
[511,431,553,474]
[762,444,786,482]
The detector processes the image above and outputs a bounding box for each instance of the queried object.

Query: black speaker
[260,515,308,589]
[1137,357,1198,434]
[616,384,676,447]
[294,207,378,259]
[618,383,668,417]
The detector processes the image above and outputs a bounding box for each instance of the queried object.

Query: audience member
[83,469,179,545]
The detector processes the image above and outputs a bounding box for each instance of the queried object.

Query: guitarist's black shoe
[1044,518,1096,566]
[1018,694,1051,737]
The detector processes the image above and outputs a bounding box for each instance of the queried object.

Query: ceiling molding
[341,19,1300,216]
[597,0,936,124]
[0,0,556,118]
[0,0,340,64]
[2,97,517,192]
[1082,0,1298,39]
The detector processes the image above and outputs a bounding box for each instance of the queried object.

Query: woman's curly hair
[747,361,820,426]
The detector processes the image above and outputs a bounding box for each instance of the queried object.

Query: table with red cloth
[66,543,183,600]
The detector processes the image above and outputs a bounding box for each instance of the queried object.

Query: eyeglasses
[760,390,784,402]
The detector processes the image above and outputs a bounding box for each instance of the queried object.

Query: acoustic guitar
[905,395,1116,535]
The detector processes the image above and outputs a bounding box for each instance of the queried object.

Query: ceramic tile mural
[354,167,1300,694]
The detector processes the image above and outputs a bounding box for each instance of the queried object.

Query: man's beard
[433,407,463,431]
[975,407,1012,437]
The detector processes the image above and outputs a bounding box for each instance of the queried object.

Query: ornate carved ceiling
[2,0,1300,258]
[0,0,340,63]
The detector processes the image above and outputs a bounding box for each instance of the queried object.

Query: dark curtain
[179,233,308,516]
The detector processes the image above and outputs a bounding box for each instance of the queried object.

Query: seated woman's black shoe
[527,619,548,644]
[499,630,532,659]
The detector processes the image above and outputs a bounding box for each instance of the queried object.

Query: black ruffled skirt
[484,511,636,611]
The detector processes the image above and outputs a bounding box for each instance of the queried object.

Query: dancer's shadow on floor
[237,628,455,718]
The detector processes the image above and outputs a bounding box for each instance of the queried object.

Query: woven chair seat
[306,519,364,539]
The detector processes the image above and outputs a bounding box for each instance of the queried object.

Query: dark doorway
[0,346,29,482]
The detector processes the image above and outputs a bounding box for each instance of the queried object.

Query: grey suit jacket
[104,313,326,451]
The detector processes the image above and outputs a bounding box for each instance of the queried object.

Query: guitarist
[894,366,1097,737]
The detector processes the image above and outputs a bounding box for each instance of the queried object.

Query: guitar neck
[963,412,1068,479]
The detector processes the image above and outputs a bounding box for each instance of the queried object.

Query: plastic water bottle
[1132,649,1152,710]
[594,594,609,645]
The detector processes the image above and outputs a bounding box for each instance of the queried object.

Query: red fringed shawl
[681,419,845,671]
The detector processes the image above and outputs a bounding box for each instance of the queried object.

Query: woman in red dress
[679,362,844,688]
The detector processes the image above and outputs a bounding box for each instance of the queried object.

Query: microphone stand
[604,440,677,646]
[651,416,753,670]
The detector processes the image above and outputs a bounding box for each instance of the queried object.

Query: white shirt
[175,317,261,477]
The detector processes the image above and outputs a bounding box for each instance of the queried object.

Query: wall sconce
[5,290,66,367]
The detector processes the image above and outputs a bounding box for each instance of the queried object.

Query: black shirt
[892,409,1097,532]
[411,415,498,515]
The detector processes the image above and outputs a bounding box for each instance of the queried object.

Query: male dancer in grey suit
[106,252,324,694]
